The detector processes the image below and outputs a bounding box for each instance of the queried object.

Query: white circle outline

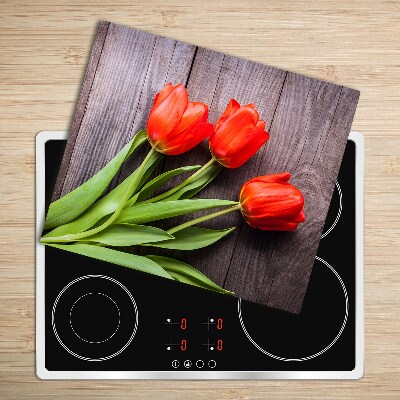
[69,292,121,344]
[52,275,138,362]
[196,360,204,369]
[238,257,349,362]
[321,181,342,239]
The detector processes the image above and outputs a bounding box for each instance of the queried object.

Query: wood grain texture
[57,22,197,197]
[1,0,399,398]
[51,21,110,201]
[50,22,358,313]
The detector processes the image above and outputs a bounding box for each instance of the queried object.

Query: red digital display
[217,318,223,330]
[180,339,187,351]
[180,318,187,330]
[217,339,223,351]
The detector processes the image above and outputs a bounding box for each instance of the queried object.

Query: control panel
[164,316,225,370]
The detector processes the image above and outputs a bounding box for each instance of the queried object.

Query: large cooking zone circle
[52,275,138,361]
[238,257,349,361]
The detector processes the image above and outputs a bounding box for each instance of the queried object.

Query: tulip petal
[210,99,270,168]
[169,102,209,136]
[217,105,259,133]
[152,83,175,109]
[213,125,269,168]
[166,122,214,155]
[244,211,303,228]
[232,129,269,168]
[158,102,212,155]
[215,99,241,131]
[247,219,300,231]
[212,111,257,153]
[147,85,188,144]
[241,182,304,217]
[243,172,291,188]
[244,202,304,220]
[293,210,306,222]
[210,104,268,167]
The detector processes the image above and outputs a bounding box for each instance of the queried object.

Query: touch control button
[183,360,192,369]
[171,360,179,369]
[208,359,216,369]
[195,360,204,369]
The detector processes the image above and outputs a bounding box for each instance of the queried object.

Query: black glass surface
[43,140,356,371]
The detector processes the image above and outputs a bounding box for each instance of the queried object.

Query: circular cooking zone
[238,257,349,361]
[69,292,121,343]
[52,275,138,361]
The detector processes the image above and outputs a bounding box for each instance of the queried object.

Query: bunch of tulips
[41,83,305,295]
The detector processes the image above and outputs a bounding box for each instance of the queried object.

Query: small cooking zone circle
[52,275,138,361]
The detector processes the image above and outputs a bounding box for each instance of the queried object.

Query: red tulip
[209,99,270,168]
[239,172,305,231]
[147,83,214,155]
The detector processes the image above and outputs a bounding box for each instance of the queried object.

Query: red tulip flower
[239,172,306,231]
[209,99,270,168]
[147,83,214,155]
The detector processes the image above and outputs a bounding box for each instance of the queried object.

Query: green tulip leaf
[145,255,234,295]
[116,199,238,225]
[43,151,163,238]
[81,224,173,246]
[146,226,235,250]
[44,130,148,229]
[134,153,164,192]
[46,243,173,279]
[179,165,222,199]
[125,165,201,207]
[163,162,222,201]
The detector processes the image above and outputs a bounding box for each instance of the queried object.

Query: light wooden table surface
[1,0,399,398]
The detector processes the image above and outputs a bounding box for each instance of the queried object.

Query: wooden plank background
[51,21,359,314]
[1,0,399,398]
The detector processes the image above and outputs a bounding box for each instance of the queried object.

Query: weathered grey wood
[54,22,196,197]
[52,21,110,201]
[51,21,359,313]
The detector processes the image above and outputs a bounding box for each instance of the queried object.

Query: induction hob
[36,131,364,379]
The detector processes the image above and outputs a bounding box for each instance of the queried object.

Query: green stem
[167,204,241,235]
[138,158,216,204]
[41,148,156,243]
